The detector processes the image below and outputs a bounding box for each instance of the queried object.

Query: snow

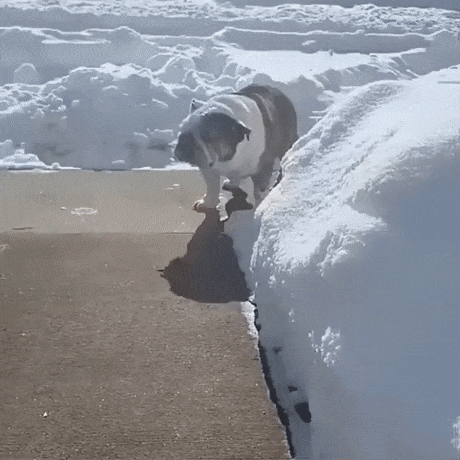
[233,0,460,9]
[228,65,460,458]
[2,21,458,169]
[1,0,460,458]
[453,416,460,450]
[13,62,41,84]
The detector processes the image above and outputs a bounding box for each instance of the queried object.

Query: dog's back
[234,85,298,192]
[234,85,298,158]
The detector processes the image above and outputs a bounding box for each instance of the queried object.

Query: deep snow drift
[228,65,460,458]
[1,1,460,458]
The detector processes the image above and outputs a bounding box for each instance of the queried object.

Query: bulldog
[174,84,298,214]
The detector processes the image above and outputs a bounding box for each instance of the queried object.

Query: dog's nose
[209,162,214,167]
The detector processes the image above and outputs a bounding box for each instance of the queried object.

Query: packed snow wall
[227,66,460,458]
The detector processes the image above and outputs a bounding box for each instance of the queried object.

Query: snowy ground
[1,0,459,170]
[1,0,460,458]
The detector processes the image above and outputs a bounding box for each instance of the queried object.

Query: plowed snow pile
[228,65,460,458]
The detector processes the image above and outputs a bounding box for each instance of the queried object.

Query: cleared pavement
[0,170,290,459]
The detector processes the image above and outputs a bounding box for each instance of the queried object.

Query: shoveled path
[0,170,290,459]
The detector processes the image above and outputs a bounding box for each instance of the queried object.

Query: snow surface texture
[0,1,459,169]
[1,1,460,458]
[228,66,460,458]
[228,0,460,10]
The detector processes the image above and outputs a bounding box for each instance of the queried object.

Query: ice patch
[70,207,98,216]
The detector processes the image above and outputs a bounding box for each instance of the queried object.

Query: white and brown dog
[174,84,298,214]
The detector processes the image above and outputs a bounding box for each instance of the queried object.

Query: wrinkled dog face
[175,111,251,168]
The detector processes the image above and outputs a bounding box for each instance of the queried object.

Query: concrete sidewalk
[0,170,290,459]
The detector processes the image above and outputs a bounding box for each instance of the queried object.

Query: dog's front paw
[193,199,215,213]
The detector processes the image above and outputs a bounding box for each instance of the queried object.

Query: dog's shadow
[160,208,251,303]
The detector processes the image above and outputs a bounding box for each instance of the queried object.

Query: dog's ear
[243,125,251,141]
[237,123,251,141]
[190,99,205,113]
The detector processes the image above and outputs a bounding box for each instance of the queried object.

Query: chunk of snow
[13,63,41,84]
[0,151,48,169]
[452,416,460,451]
[152,55,197,84]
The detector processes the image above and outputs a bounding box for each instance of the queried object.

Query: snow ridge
[2,21,459,169]
[229,65,460,458]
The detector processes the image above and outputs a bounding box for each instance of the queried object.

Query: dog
[174,84,298,214]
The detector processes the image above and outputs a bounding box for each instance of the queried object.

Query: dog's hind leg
[251,159,275,199]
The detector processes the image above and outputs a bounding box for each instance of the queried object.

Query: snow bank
[228,65,460,458]
[2,18,458,170]
[0,56,232,169]
[229,0,460,11]
[0,140,48,169]
[1,2,458,35]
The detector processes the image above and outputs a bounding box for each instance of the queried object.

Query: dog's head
[174,99,251,168]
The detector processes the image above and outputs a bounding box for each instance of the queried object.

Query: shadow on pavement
[160,209,251,303]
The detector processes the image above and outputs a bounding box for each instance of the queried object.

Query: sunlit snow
[228,65,460,458]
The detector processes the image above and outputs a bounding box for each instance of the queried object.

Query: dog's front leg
[193,167,221,212]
